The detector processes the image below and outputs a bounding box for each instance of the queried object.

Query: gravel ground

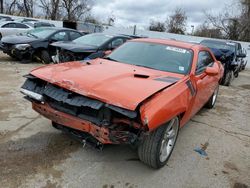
[0,52,249,188]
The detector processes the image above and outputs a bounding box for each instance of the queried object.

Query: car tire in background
[0,33,2,40]
[40,50,51,64]
[138,117,179,169]
[205,85,219,109]
[221,70,233,86]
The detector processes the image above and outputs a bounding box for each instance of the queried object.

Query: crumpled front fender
[139,80,190,131]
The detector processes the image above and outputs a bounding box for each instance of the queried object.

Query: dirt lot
[0,52,249,188]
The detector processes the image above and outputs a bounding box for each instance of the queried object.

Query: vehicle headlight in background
[15,44,31,50]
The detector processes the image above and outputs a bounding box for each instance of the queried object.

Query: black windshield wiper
[103,57,118,62]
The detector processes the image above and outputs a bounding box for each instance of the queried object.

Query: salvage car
[200,39,245,86]
[21,39,223,169]
[0,27,83,63]
[0,21,33,39]
[50,33,140,63]
[228,41,247,71]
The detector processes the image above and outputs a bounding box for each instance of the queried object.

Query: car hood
[30,59,183,110]
[210,48,234,62]
[1,35,42,44]
[50,41,98,53]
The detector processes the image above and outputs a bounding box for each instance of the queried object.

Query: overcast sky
[91,0,239,32]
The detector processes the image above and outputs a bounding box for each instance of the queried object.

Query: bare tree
[0,0,3,13]
[166,8,187,34]
[61,0,92,21]
[239,0,250,41]
[4,0,18,15]
[39,0,61,20]
[194,22,223,39]
[23,0,33,17]
[148,20,166,32]
[84,15,101,24]
[205,0,250,41]
[205,11,241,40]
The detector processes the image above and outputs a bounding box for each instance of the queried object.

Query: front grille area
[21,78,111,125]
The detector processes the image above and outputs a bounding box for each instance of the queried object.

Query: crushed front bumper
[32,102,137,145]
[33,102,112,144]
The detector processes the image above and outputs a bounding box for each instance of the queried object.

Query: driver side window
[196,51,214,74]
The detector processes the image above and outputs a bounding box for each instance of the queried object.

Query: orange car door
[191,51,217,116]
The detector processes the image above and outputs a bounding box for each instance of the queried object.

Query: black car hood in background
[1,35,43,44]
[209,47,234,62]
[50,41,98,53]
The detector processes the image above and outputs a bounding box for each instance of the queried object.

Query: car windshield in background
[107,41,193,74]
[73,34,112,46]
[201,41,235,52]
[26,28,55,39]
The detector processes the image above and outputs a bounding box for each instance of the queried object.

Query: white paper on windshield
[179,66,185,72]
[166,46,187,53]
[226,42,236,46]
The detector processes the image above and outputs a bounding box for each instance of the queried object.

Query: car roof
[0,21,30,26]
[32,27,80,32]
[201,39,229,45]
[131,38,202,50]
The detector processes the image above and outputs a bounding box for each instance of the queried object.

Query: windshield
[107,41,193,74]
[201,41,236,52]
[73,34,112,46]
[26,28,56,39]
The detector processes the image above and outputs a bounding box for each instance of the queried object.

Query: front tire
[138,117,179,169]
[40,50,51,64]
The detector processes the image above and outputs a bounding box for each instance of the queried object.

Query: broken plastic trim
[106,104,137,119]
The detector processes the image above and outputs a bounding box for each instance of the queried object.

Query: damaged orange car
[21,38,223,169]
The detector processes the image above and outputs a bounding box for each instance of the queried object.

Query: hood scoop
[134,73,150,78]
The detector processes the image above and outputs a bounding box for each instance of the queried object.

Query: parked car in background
[227,41,247,71]
[0,16,14,22]
[15,18,38,23]
[0,27,83,63]
[21,39,223,169]
[200,39,245,86]
[26,21,55,28]
[0,21,33,39]
[240,48,248,70]
[51,33,143,63]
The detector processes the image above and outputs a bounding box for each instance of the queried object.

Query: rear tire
[223,70,233,86]
[138,117,179,169]
[205,86,219,109]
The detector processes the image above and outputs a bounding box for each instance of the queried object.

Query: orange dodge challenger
[21,38,223,169]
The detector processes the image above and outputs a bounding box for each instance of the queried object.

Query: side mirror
[237,53,246,58]
[205,67,218,76]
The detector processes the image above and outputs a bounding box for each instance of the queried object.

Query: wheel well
[178,112,185,121]
[32,48,47,58]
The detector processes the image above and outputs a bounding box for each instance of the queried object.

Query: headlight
[20,88,43,101]
[15,44,31,50]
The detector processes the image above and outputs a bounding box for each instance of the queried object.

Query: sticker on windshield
[179,66,185,72]
[226,42,235,46]
[166,46,187,53]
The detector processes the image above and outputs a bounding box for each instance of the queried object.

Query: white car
[0,21,33,39]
